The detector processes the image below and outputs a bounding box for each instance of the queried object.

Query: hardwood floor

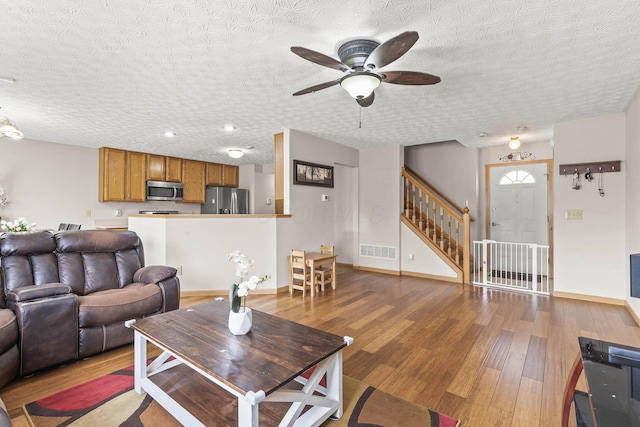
[3,268,639,426]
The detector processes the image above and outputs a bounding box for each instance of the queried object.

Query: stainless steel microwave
[146,180,184,201]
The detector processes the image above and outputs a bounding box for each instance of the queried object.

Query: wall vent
[360,244,397,260]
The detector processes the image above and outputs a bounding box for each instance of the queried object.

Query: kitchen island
[128,214,292,294]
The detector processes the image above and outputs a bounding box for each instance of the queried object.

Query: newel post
[462,207,471,284]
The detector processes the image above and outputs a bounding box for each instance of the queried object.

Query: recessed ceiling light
[164,131,176,137]
[224,125,236,132]
[478,132,488,137]
[517,125,528,132]
[245,145,254,149]
[0,76,16,84]
[228,149,243,158]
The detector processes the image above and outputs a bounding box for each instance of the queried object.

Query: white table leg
[326,349,343,418]
[237,395,260,427]
[133,331,147,394]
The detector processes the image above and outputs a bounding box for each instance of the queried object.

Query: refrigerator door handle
[231,190,237,214]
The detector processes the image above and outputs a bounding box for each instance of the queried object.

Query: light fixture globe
[508,137,521,150]
[340,72,381,99]
[0,119,24,139]
[228,149,243,159]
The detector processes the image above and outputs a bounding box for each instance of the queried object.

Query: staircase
[401,166,472,283]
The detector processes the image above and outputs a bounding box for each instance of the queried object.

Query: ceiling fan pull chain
[359,105,362,129]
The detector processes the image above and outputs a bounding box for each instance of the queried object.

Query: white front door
[489,162,548,245]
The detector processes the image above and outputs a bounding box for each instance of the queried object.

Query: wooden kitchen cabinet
[181,159,206,203]
[99,147,146,202]
[100,147,237,203]
[222,165,239,187]
[146,154,165,181]
[146,154,182,182]
[206,162,238,187]
[205,162,223,186]
[126,151,147,201]
[165,156,182,182]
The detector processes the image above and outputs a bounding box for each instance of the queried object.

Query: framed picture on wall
[293,160,334,188]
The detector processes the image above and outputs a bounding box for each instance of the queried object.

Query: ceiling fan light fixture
[508,137,521,150]
[228,149,243,159]
[340,72,381,99]
[0,119,24,139]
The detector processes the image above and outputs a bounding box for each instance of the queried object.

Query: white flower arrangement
[0,185,9,207]
[227,250,270,313]
[1,217,36,232]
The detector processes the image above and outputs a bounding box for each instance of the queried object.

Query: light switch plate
[565,209,583,220]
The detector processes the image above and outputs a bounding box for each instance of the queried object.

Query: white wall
[334,164,358,265]
[238,163,275,214]
[253,165,275,215]
[358,145,403,271]
[400,222,457,277]
[553,113,626,299]
[0,139,201,230]
[405,141,480,239]
[625,88,640,317]
[275,129,359,286]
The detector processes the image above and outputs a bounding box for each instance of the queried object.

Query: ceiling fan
[291,31,440,107]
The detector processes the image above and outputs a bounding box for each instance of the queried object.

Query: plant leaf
[229,284,241,313]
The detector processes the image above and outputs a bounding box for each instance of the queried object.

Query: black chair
[58,223,69,231]
[66,224,81,230]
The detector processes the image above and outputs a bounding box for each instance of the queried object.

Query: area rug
[23,363,460,427]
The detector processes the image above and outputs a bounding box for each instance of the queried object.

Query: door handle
[491,222,500,226]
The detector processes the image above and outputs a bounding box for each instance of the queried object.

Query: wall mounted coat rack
[558,160,621,175]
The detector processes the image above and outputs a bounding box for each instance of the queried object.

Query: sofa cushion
[0,231,55,256]
[0,310,17,354]
[77,283,162,328]
[56,231,143,294]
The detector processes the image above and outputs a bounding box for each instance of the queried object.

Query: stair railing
[401,166,472,283]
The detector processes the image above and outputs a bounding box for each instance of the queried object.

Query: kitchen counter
[128,214,292,293]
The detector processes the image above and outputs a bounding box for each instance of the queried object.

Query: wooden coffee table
[128,301,353,426]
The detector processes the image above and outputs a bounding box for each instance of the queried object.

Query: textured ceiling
[1,0,640,165]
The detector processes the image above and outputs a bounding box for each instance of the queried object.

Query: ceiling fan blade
[382,71,441,85]
[291,47,351,72]
[292,79,340,96]
[356,92,375,107]
[364,31,419,70]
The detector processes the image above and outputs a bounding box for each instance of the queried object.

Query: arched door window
[499,170,536,185]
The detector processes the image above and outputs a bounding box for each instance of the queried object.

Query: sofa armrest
[5,283,71,303]
[133,265,177,284]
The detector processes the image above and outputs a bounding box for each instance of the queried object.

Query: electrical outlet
[85,209,91,217]
[177,266,183,276]
[565,209,583,220]
[115,209,122,217]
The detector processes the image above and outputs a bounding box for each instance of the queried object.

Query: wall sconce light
[0,118,24,139]
[228,149,243,159]
[508,137,521,150]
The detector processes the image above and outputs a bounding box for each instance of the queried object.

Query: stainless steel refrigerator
[201,187,249,214]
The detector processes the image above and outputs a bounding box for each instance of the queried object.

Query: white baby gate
[472,240,551,295]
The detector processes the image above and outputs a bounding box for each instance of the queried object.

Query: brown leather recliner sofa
[0,229,180,377]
